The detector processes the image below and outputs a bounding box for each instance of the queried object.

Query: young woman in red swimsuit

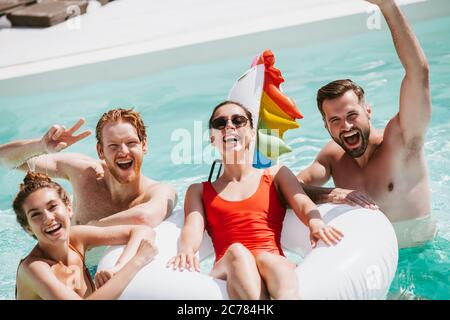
[168,101,343,299]
[13,171,158,299]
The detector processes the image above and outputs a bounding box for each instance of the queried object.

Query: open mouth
[223,135,239,143]
[44,223,62,236]
[341,130,361,148]
[116,160,134,170]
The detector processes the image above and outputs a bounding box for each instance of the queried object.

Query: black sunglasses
[210,115,249,130]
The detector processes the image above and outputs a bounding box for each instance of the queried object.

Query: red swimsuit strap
[203,168,274,201]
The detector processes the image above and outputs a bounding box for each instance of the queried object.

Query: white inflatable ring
[98,52,398,299]
[97,203,398,299]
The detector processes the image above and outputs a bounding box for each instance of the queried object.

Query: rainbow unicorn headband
[228,50,303,168]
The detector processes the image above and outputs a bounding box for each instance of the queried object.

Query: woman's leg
[210,243,268,300]
[255,253,300,300]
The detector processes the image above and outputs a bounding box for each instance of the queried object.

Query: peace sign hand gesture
[41,119,92,153]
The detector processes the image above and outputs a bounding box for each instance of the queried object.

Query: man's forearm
[95,208,162,227]
[380,0,428,76]
[300,182,334,204]
[95,210,146,227]
[0,139,46,168]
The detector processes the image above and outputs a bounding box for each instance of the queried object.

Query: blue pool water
[1,15,449,300]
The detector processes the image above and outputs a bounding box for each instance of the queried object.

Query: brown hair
[96,108,147,145]
[316,79,365,118]
[12,171,71,237]
[208,100,254,129]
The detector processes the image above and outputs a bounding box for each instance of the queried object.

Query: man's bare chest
[72,191,118,223]
[71,178,132,223]
[330,149,399,199]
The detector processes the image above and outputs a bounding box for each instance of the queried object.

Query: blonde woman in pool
[13,171,158,300]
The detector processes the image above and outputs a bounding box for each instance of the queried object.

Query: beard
[332,126,370,158]
[106,159,141,184]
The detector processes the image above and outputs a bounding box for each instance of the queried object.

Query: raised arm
[89,183,178,227]
[368,0,431,144]
[167,183,206,272]
[0,119,92,179]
